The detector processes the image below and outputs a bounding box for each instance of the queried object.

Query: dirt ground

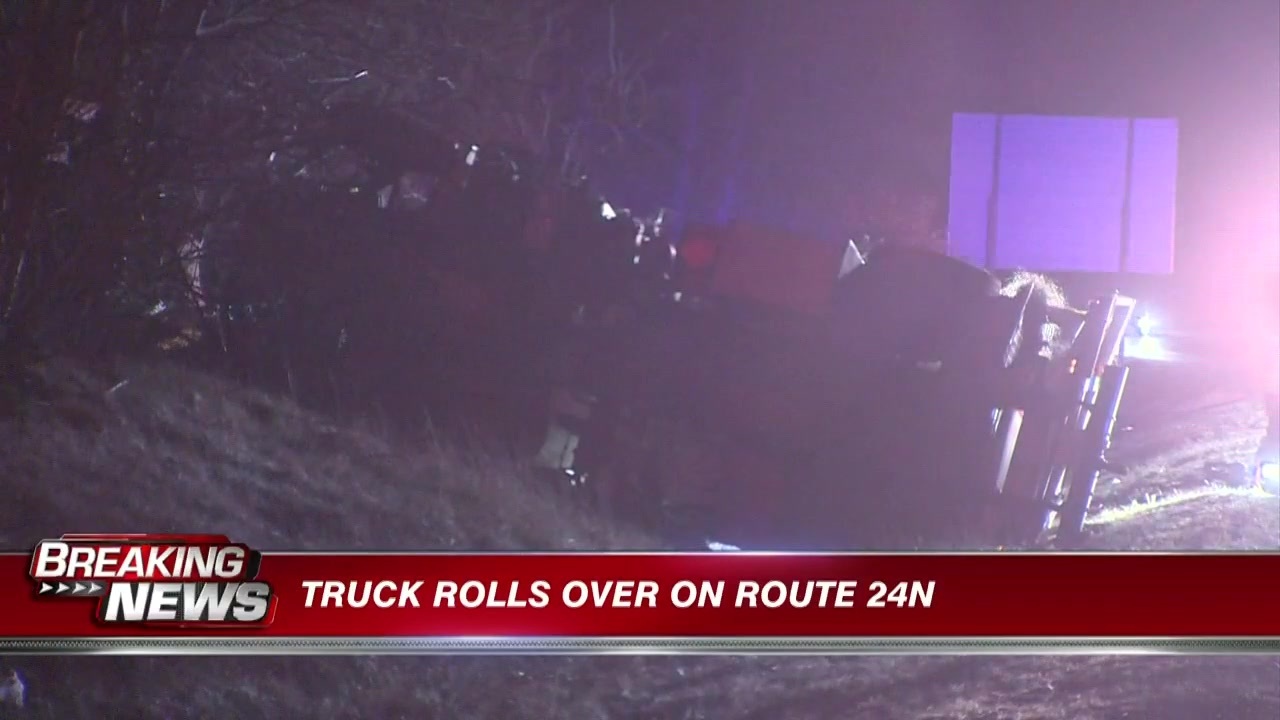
[0,359,1276,719]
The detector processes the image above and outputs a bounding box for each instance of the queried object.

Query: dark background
[614,0,1279,296]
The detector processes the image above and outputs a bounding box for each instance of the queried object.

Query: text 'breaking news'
[0,534,1276,654]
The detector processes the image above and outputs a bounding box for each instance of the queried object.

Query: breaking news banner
[2,534,1279,655]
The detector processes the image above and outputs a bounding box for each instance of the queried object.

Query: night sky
[625,0,1279,283]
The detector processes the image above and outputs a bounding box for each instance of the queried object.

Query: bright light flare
[1260,462,1279,485]
[1259,459,1280,495]
[1123,334,1177,362]
[1136,313,1156,336]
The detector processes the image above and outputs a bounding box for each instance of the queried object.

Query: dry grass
[1078,369,1280,551]
[0,359,648,552]
[0,359,1277,719]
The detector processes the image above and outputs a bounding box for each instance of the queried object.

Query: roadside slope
[0,359,645,551]
[1,360,1275,719]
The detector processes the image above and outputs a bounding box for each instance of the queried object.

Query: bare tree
[1,0,685,360]
[0,0,316,349]
[180,0,681,181]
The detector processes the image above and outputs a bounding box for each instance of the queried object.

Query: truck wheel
[1055,470,1090,547]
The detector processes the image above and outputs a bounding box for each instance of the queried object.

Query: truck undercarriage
[535,231,1140,549]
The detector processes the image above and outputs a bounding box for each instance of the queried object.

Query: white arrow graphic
[88,582,103,594]
[57,582,70,594]
[74,582,88,594]
[40,583,53,594]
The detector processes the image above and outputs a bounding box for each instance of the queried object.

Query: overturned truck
[536,221,1138,549]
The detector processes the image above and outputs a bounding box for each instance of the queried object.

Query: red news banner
[3,534,1280,652]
